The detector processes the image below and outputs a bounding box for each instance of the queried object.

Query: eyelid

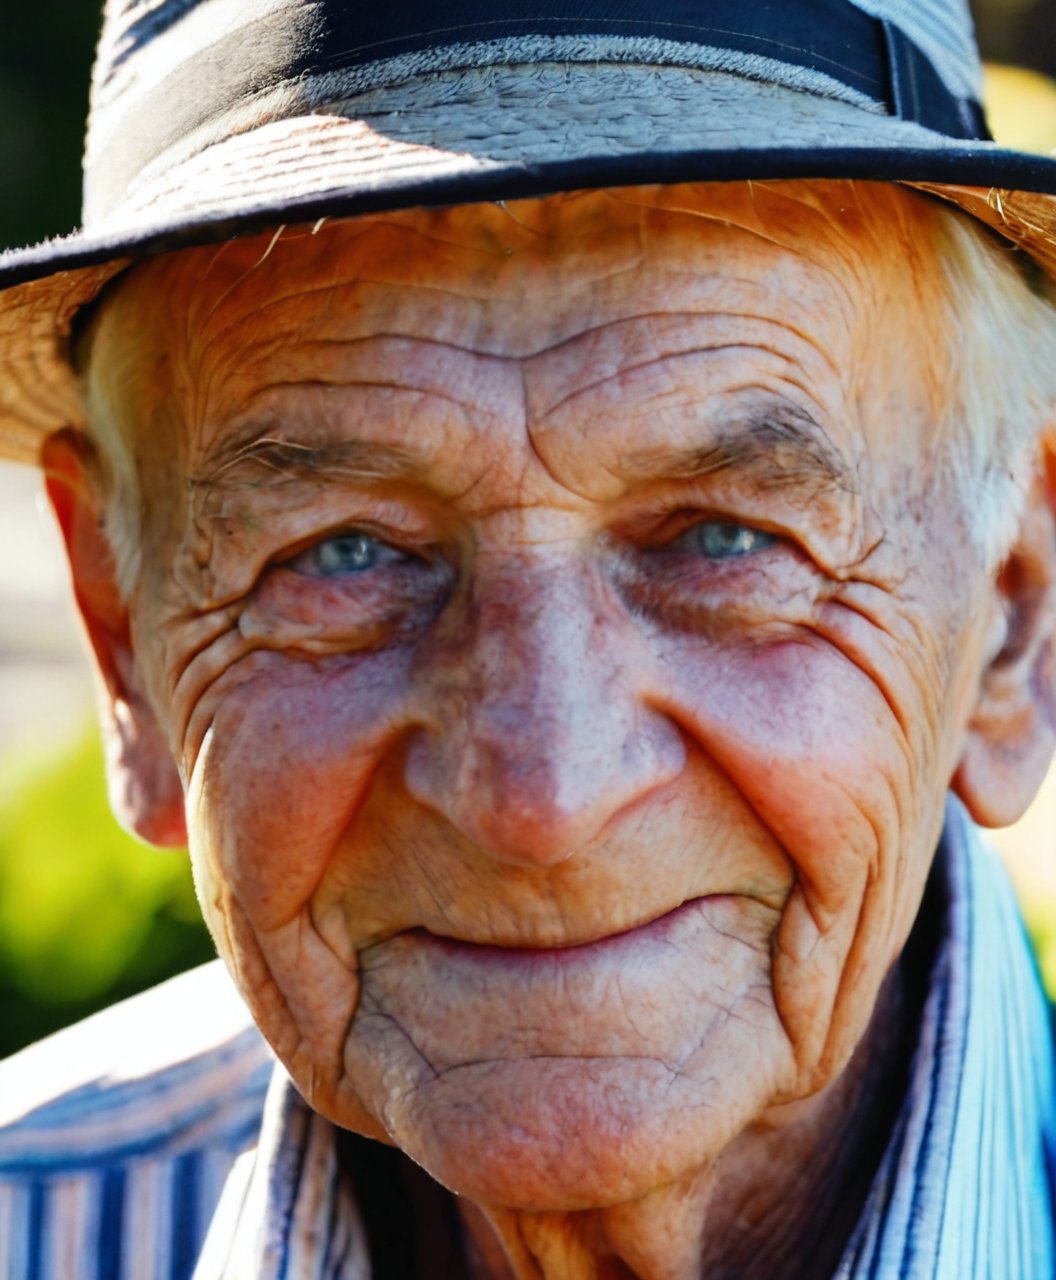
[621,483,834,566]
[670,519,778,548]
[627,505,784,551]
[271,522,415,571]
[291,529,407,573]
[626,476,859,573]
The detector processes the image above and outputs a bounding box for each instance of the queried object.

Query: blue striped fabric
[0,963,273,1280]
[1,800,1053,1277]
[837,800,1056,1277]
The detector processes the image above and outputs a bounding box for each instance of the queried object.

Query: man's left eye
[672,520,778,559]
[289,531,406,577]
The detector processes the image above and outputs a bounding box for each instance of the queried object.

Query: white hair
[931,208,1056,567]
[78,197,1056,596]
[80,365,143,600]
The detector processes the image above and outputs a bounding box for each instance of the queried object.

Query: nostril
[405,729,586,865]
[403,711,686,868]
[470,777,599,866]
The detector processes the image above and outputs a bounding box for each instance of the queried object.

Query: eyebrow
[193,403,855,501]
[191,434,424,489]
[623,404,858,497]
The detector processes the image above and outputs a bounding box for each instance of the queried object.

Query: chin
[354,1053,783,1212]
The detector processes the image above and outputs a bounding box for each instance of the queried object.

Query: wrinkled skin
[47,182,1056,1278]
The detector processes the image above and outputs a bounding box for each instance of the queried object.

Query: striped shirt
[0,798,1053,1278]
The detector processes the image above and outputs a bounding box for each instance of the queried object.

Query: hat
[2,0,1055,464]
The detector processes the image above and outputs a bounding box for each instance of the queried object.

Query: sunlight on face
[85,182,995,1211]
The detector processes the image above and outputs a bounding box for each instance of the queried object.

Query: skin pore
[45,181,1056,1278]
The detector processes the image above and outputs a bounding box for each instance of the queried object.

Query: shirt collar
[839,797,1056,1278]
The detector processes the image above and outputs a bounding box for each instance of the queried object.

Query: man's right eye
[287,531,407,578]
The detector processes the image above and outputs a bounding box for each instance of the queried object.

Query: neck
[458,952,923,1280]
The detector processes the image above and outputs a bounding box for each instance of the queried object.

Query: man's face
[83,183,997,1210]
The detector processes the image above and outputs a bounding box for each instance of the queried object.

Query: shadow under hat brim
[2,65,1056,463]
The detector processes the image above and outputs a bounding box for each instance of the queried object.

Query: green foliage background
[0,735,212,1055]
[0,1,1053,1058]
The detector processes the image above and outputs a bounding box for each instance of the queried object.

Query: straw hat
[2,0,1055,464]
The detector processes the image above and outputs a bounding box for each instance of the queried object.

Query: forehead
[86,180,952,488]
[109,180,944,331]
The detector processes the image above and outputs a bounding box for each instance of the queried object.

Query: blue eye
[675,521,777,559]
[292,531,405,577]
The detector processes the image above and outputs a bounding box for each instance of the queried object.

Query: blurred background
[0,2,1055,1057]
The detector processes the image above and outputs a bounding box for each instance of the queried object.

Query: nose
[404,552,686,867]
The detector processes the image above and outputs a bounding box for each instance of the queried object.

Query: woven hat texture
[1,0,1055,462]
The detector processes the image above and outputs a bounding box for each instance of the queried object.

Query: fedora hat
[1,0,1055,464]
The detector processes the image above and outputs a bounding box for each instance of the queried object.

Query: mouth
[412,894,729,966]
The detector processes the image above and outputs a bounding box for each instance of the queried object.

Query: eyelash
[667,520,779,559]
[256,514,805,654]
[285,530,411,578]
[623,496,782,549]
[280,507,783,569]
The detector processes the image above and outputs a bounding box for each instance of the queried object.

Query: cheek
[666,636,917,873]
[184,647,421,1126]
[660,626,948,1087]
[188,649,417,932]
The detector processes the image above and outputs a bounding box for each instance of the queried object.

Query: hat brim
[3,64,1056,462]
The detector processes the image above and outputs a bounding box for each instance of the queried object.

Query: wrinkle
[805,602,912,741]
[539,343,772,420]
[233,376,487,424]
[171,620,259,766]
[91,183,991,1278]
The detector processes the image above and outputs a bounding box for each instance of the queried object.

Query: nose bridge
[454,550,628,806]
[475,551,602,731]
[405,549,684,866]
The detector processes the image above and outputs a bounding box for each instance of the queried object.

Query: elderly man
[2,1,1056,1277]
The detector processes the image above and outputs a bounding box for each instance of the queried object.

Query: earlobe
[952,464,1056,828]
[41,429,187,848]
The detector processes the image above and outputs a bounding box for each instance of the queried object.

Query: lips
[410,894,725,968]
[352,890,779,1076]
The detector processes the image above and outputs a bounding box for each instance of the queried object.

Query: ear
[41,429,187,847]
[952,446,1056,828]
